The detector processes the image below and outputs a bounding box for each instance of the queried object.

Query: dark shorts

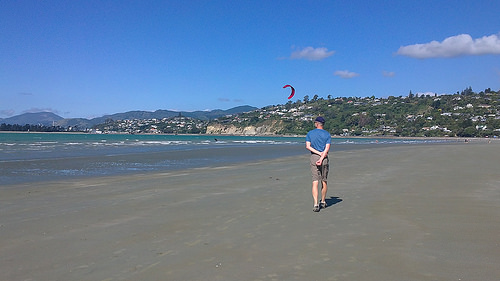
[310,154,329,182]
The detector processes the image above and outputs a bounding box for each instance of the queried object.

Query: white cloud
[22,107,60,114]
[218,98,243,103]
[217,98,243,103]
[290,47,335,61]
[382,71,395,77]
[334,70,359,79]
[397,33,500,58]
[1,109,16,117]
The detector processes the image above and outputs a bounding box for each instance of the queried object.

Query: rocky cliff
[205,120,282,135]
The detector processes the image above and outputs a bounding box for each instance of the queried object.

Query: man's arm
[306,141,321,155]
[306,141,330,165]
[316,143,330,165]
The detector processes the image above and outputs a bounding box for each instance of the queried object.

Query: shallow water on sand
[0,133,452,185]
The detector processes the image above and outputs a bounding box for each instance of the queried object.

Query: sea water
[0,132,450,185]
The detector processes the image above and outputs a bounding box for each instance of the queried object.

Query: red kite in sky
[283,84,295,99]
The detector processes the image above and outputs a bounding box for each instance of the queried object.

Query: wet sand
[1,142,499,281]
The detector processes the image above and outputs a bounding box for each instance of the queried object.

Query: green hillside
[210,88,500,137]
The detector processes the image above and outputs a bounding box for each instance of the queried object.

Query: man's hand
[315,157,323,166]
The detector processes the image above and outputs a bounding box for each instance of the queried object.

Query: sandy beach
[1,141,499,281]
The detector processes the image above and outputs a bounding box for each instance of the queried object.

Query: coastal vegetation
[0,123,66,132]
[2,88,499,137]
[214,87,499,138]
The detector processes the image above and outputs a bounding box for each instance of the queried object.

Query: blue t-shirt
[306,129,331,152]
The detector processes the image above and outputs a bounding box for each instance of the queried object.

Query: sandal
[313,205,320,212]
[320,201,327,209]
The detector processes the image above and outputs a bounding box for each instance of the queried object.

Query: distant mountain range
[0,105,258,128]
[0,112,65,127]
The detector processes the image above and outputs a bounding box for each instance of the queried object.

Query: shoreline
[2,130,498,143]
[0,140,472,186]
[0,136,493,186]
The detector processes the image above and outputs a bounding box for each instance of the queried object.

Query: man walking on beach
[306,116,331,212]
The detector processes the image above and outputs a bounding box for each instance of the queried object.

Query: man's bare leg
[312,180,319,206]
[321,181,328,203]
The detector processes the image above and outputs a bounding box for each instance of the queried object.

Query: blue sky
[1,0,500,119]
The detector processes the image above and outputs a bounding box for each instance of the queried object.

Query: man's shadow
[325,196,342,207]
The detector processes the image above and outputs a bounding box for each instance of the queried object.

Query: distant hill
[90,105,257,124]
[1,106,258,129]
[1,112,64,126]
[56,118,95,129]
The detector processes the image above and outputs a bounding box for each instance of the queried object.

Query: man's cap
[315,116,325,123]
